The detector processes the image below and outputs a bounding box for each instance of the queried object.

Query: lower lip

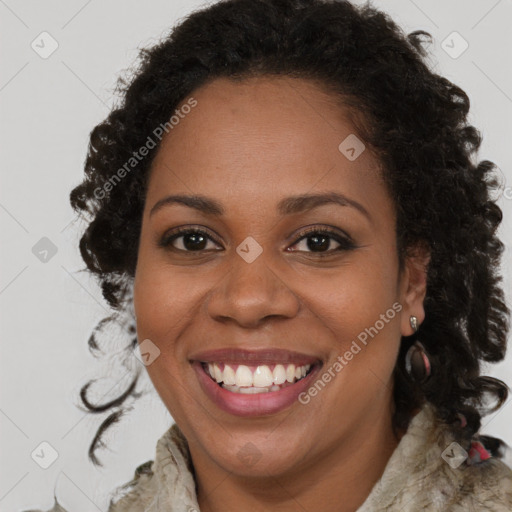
[192,361,321,417]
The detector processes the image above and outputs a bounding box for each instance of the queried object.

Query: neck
[194,398,401,512]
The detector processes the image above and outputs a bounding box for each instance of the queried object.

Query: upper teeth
[206,363,311,388]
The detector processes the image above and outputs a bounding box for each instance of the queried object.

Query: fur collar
[36,404,512,511]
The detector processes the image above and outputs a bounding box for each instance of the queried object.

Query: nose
[205,249,300,328]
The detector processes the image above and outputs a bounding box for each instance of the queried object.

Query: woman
[31,0,512,510]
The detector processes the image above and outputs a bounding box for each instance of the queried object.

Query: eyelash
[158,225,357,256]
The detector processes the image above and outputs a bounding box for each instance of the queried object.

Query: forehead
[146,75,387,215]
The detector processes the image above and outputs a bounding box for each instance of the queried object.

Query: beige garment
[27,404,512,511]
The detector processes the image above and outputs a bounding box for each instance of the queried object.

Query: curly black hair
[68,0,510,467]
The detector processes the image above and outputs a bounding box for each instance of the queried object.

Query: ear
[399,243,431,336]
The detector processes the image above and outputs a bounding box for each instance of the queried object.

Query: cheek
[296,253,402,393]
[133,263,197,418]
[133,254,222,404]
[295,250,400,335]
[133,231,198,338]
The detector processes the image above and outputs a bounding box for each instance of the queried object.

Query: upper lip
[189,348,320,366]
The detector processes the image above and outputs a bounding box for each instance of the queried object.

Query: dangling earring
[405,315,431,383]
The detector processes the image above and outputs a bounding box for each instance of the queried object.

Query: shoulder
[424,453,512,511]
[458,457,512,511]
[107,460,158,512]
[360,404,512,511]
[107,422,197,511]
[405,405,512,511]
[19,460,157,512]
[19,424,183,512]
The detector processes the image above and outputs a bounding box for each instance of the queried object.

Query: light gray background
[1,0,511,510]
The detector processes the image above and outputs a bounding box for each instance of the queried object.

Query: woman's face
[133,76,427,479]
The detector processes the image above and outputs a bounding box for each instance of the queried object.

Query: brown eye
[158,226,356,256]
[159,228,221,252]
[289,227,356,254]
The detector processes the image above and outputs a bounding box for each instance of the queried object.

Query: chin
[208,438,308,479]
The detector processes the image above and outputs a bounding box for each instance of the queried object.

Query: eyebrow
[149,192,371,221]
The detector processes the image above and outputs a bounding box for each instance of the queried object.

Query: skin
[133,76,430,512]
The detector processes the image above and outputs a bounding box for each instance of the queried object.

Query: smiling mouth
[201,362,316,394]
